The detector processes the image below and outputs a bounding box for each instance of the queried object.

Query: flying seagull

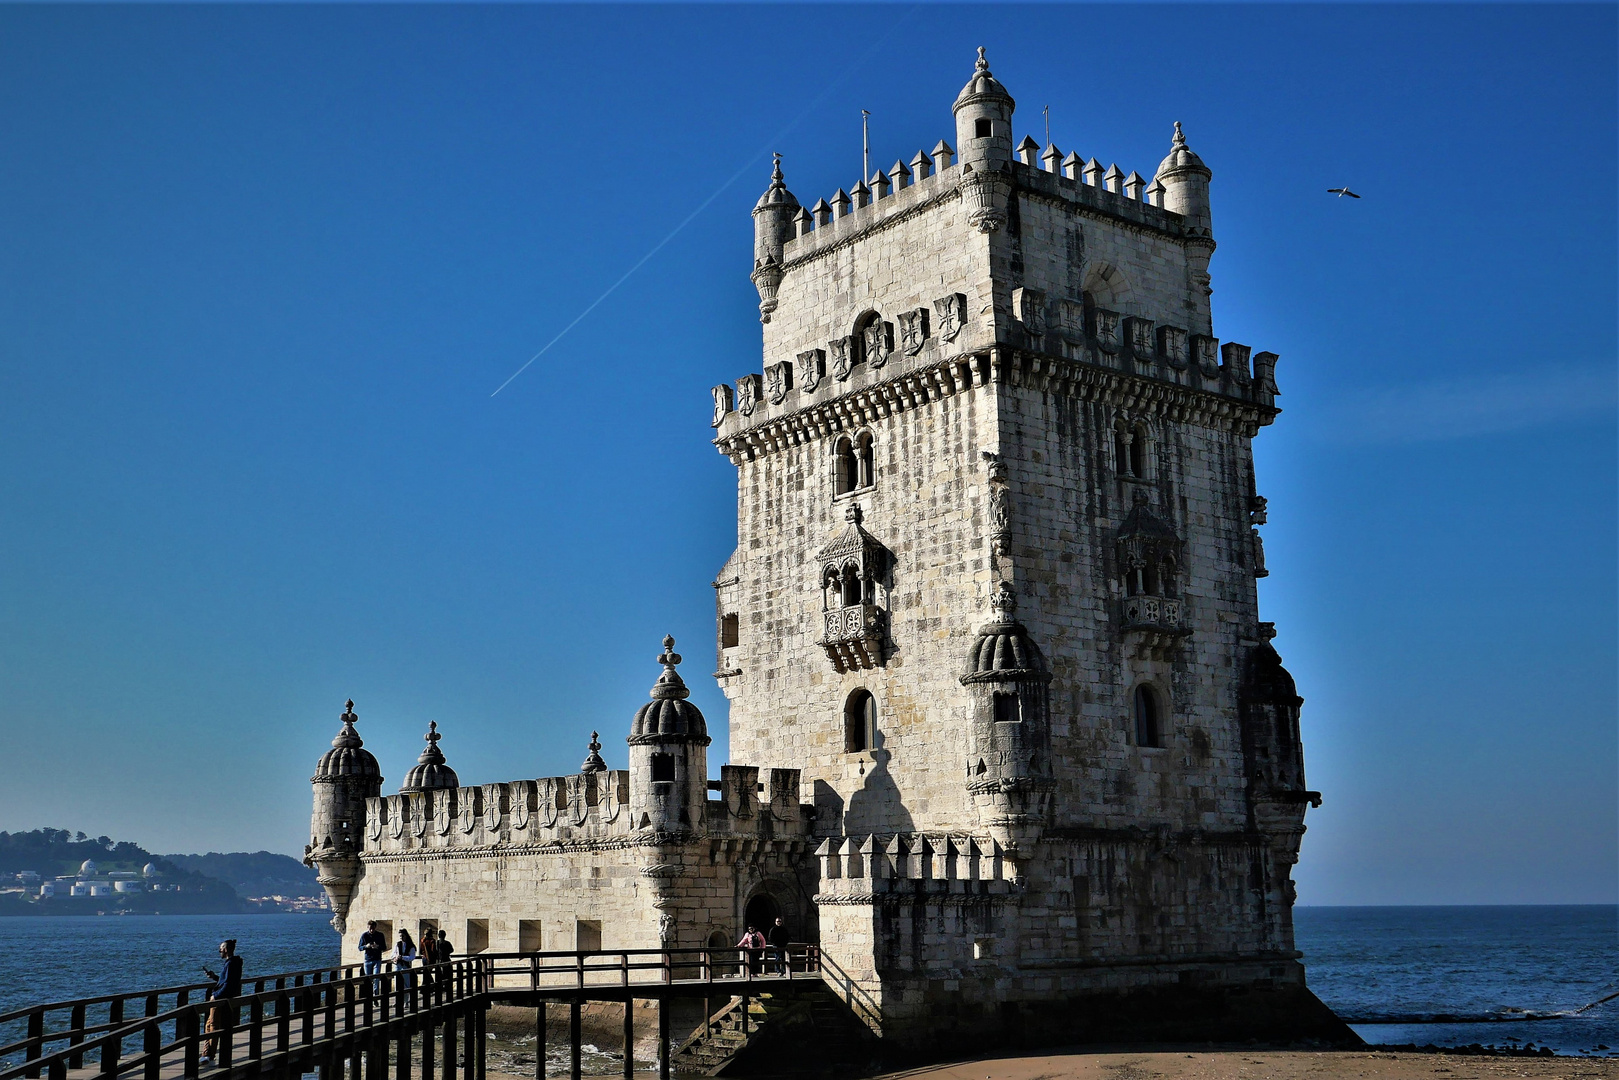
[1327,187,1361,198]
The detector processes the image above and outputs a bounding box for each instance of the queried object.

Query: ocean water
[0,907,1612,1067]
[1295,905,1618,1057]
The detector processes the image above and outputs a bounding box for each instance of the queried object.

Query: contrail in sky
[490,7,922,398]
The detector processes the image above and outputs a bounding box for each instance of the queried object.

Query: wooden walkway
[0,948,833,1080]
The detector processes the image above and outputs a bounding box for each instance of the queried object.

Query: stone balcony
[1121,595,1190,654]
[818,603,885,673]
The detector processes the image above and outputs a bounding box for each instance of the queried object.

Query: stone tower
[710,48,1340,1046]
[304,700,383,933]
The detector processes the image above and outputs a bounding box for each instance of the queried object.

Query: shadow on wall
[842,734,913,836]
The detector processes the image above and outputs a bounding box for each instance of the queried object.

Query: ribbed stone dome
[399,721,459,792]
[628,636,712,746]
[962,582,1049,684]
[313,701,383,783]
[953,47,1014,110]
[753,154,801,211]
[1155,122,1210,179]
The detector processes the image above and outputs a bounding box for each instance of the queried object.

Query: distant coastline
[0,829,326,917]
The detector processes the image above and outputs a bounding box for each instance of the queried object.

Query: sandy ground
[872,1049,1619,1080]
[487,1049,1619,1080]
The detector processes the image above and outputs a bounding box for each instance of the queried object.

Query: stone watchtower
[711,49,1345,1047]
[304,701,383,934]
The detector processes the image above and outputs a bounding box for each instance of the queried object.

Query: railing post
[303,987,316,1047]
[102,999,125,1076]
[440,1014,455,1080]
[621,1000,633,1080]
[532,1003,544,1080]
[528,958,539,993]
[182,1004,199,1078]
[249,995,265,1062]
[394,1025,409,1080]
[68,1002,87,1070]
[421,1019,435,1080]
[568,1001,580,1080]
[24,1008,43,1080]
[656,1000,669,1080]
[216,1000,235,1071]
[574,954,583,992]
[620,954,628,987]
[143,1019,161,1080]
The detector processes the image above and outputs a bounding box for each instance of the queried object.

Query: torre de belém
[306,49,1352,1053]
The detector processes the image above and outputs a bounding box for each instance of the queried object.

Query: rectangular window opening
[466,919,489,955]
[575,919,602,953]
[518,920,543,953]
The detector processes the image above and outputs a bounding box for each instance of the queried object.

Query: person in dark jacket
[767,917,791,975]
[201,939,243,1065]
[357,921,387,976]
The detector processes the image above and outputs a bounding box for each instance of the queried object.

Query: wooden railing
[0,959,487,1080]
[478,944,821,992]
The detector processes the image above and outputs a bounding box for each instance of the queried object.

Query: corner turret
[751,154,800,323]
[960,582,1054,860]
[627,635,711,836]
[953,46,1015,169]
[305,700,383,933]
[1154,122,1216,331]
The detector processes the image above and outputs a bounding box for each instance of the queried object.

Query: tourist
[436,929,455,989]
[736,925,765,976]
[200,939,242,1066]
[391,928,418,995]
[358,921,387,979]
[767,917,790,975]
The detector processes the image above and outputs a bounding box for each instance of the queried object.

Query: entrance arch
[743,891,779,933]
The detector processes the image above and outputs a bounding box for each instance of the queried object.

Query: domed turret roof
[1155,121,1210,179]
[954,47,1015,111]
[313,701,383,783]
[753,154,801,212]
[629,636,711,746]
[962,582,1049,683]
[399,721,459,792]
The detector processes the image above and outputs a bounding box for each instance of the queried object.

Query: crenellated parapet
[814,833,1019,904]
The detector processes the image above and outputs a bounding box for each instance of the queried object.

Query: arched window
[1115,428,1133,478]
[1130,424,1148,478]
[822,566,841,611]
[1133,685,1161,748]
[834,437,858,495]
[840,564,862,608]
[844,690,876,753]
[856,432,875,489]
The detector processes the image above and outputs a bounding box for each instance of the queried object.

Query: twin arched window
[1114,422,1149,479]
[824,563,873,610]
[844,689,877,753]
[1133,685,1162,748]
[1124,556,1177,599]
[834,433,876,495]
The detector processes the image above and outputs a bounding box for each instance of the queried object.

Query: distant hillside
[0,828,244,915]
[162,851,324,901]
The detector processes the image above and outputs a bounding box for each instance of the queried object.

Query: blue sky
[0,4,1612,905]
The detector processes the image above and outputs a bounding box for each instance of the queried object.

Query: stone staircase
[671,982,877,1076]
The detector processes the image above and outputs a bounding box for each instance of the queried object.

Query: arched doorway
[743,891,780,934]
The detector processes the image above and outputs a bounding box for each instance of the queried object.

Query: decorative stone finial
[976,46,988,72]
[417,721,446,766]
[581,731,607,773]
[332,700,362,748]
[992,579,1017,621]
[771,152,784,183]
[846,503,863,525]
[1173,120,1186,148]
[651,636,690,701]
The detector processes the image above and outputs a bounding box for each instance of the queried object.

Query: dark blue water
[1296,905,1618,1057]
[0,908,1612,1063]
